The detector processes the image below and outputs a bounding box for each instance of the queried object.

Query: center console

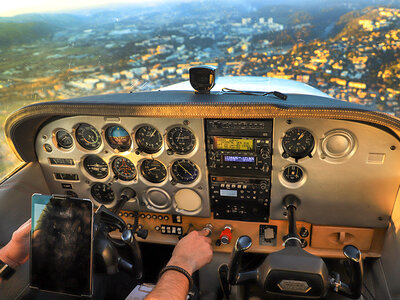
[206,119,273,222]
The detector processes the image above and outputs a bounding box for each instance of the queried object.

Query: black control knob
[299,227,309,238]
[260,146,270,158]
[260,182,268,190]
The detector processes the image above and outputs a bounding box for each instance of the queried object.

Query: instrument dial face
[112,156,136,181]
[91,183,114,204]
[105,125,131,151]
[135,125,163,154]
[283,165,303,183]
[140,159,167,183]
[75,123,102,150]
[167,126,195,154]
[282,128,314,159]
[83,155,109,179]
[171,159,199,184]
[55,129,73,149]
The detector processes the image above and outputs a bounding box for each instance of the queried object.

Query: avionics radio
[206,119,273,177]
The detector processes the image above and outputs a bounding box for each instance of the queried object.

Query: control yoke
[93,190,146,280]
[219,195,364,299]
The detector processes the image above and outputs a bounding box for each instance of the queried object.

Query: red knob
[219,226,232,244]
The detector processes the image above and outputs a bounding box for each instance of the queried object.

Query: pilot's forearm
[0,244,19,284]
[145,270,189,300]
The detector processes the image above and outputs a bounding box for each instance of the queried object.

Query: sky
[0,0,172,17]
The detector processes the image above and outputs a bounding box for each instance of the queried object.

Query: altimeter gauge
[171,159,199,184]
[112,156,136,181]
[135,125,163,154]
[282,128,314,161]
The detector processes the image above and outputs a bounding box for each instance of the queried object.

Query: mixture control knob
[219,225,232,245]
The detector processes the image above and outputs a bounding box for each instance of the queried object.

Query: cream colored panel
[271,118,400,228]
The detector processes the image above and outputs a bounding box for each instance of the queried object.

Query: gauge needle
[178,163,192,176]
[298,132,305,140]
[150,129,157,137]
[149,167,157,171]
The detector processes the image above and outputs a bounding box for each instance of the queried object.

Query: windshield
[1,0,399,178]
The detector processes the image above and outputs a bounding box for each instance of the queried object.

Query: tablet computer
[30,194,93,297]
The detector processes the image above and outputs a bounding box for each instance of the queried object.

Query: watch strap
[0,259,16,280]
[159,265,193,290]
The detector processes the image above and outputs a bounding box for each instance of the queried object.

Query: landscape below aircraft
[0,73,400,300]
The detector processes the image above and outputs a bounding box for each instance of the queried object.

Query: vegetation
[0,22,54,48]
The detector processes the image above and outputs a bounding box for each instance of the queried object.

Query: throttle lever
[228,235,252,285]
[330,245,363,299]
[343,245,363,299]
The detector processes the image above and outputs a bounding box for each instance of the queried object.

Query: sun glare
[0,0,167,17]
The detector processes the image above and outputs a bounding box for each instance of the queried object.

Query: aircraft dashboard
[31,112,400,258]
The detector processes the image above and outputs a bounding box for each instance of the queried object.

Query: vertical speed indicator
[166,126,196,154]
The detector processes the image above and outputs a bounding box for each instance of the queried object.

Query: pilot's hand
[167,230,213,275]
[0,219,31,269]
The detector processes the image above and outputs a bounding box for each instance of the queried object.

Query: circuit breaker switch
[264,227,275,240]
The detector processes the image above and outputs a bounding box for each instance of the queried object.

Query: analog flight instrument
[140,159,167,183]
[91,183,114,204]
[112,156,136,181]
[75,123,102,150]
[171,159,199,184]
[135,125,163,154]
[283,165,304,183]
[105,125,131,151]
[167,126,195,154]
[55,129,73,149]
[83,155,108,179]
[282,128,314,161]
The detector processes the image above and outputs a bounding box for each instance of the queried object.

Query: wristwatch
[0,259,16,280]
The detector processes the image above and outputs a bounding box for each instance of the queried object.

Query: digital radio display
[224,156,255,163]
[220,189,238,197]
[213,137,253,151]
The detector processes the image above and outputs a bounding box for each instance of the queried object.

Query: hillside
[0,22,54,48]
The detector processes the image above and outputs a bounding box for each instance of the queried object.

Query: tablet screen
[30,194,93,296]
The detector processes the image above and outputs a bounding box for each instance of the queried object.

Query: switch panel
[259,225,277,246]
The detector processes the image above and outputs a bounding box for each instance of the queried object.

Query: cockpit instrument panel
[36,117,210,218]
[35,115,400,228]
